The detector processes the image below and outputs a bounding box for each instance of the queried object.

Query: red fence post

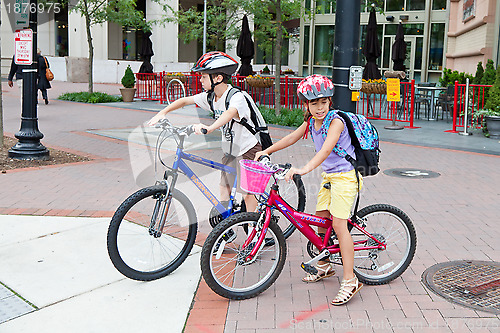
[452,81,459,132]
[285,75,289,109]
[408,79,416,128]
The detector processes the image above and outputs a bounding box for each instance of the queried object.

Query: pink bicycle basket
[239,159,275,194]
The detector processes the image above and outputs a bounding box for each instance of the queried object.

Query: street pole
[332,0,360,113]
[203,0,207,54]
[8,0,49,159]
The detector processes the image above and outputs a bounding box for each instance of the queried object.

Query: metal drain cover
[383,168,440,178]
[422,260,500,314]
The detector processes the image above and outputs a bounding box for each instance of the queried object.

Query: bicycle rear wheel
[107,185,197,281]
[352,204,416,285]
[200,212,287,300]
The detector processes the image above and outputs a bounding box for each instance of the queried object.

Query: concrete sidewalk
[1,81,499,332]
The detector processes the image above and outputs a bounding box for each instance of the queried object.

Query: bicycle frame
[245,184,386,260]
[163,133,239,219]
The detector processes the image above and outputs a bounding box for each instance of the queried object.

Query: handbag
[44,57,54,81]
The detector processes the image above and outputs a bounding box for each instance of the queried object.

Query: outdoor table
[416,86,446,120]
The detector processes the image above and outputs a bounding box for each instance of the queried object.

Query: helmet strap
[208,74,224,93]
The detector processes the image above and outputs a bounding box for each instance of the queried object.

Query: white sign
[349,66,363,90]
[14,29,33,65]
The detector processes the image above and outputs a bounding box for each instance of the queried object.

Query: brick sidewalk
[1,81,499,332]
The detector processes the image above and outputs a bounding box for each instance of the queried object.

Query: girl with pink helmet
[255,74,363,305]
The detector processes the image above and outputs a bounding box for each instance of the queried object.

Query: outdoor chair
[435,85,455,122]
[414,82,436,119]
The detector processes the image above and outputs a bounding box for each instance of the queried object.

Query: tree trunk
[274,0,282,116]
[83,0,94,93]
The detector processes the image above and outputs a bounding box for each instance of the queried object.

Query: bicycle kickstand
[300,249,331,275]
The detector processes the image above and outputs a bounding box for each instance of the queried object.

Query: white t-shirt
[193,85,258,156]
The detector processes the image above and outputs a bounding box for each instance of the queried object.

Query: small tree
[121,65,136,88]
[71,0,149,93]
[473,61,484,84]
[484,65,500,113]
[481,59,496,85]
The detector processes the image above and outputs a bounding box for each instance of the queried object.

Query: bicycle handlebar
[201,128,208,134]
[155,118,194,137]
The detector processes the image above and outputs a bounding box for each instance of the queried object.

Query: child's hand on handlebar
[148,114,165,127]
[284,167,303,182]
[254,151,268,161]
[193,123,210,135]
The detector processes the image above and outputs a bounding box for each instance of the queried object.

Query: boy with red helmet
[255,74,363,305]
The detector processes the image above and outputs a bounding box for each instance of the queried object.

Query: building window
[303,25,310,66]
[386,0,404,11]
[385,23,424,35]
[122,0,146,60]
[428,23,444,70]
[316,0,334,14]
[432,0,447,10]
[55,6,68,57]
[313,25,334,66]
[407,0,425,10]
[255,36,289,66]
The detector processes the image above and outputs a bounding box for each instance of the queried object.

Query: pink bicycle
[200,158,417,300]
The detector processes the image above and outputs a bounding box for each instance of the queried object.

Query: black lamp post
[9,0,49,160]
[332,0,361,113]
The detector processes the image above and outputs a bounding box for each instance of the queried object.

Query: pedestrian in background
[7,55,23,104]
[37,48,51,105]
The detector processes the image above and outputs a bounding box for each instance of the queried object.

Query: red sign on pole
[14,29,33,65]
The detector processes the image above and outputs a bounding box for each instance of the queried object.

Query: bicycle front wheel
[352,204,417,285]
[200,212,287,300]
[107,185,197,281]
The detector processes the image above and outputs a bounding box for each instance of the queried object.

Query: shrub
[481,59,496,85]
[259,106,304,127]
[58,92,122,103]
[121,65,136,88]
[439,68,473,87]
[473,61,484,84]
[485,65,500,113]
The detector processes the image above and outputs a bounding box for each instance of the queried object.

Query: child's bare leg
[302,210,335,283]
[219,185,231,202]
[244,193,258,212]
[332,217,355,280]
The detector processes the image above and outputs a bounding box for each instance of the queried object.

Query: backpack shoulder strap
[207,91,215,113]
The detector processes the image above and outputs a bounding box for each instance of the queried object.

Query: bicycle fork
[149,189,173,238]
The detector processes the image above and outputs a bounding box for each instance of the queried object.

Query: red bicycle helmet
[297,74,335,101]
[192,51,239,76]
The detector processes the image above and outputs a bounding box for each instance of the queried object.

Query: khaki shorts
[220,143,262,192]
[316,169,363,220]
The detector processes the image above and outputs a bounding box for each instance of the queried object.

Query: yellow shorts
[316,169,363,220]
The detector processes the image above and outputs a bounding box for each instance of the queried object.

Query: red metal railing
[450,81,492,133]
[136,72,421,127]
[356,80,416,128]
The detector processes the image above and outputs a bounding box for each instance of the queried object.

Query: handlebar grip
[201,128,208,134]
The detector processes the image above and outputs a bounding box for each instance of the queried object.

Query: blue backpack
[308,110,380,177]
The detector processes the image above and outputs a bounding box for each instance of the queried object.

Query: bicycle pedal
[301,262,318,275]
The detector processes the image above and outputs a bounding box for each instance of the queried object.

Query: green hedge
[58,92,122,103]
[259,106,304,127]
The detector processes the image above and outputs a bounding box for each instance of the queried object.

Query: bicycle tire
[352,204,416,285]
[107,185,197,281]
[200,212,287,300]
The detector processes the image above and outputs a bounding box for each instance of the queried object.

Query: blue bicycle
[107,119,306,281]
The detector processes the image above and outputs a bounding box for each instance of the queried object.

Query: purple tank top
[310,114,355,173]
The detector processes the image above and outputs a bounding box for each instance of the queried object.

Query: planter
[163,76,187,84]
[361,82,387,95]
[245,77,274,88]
[485,115,500,139]
[120,88,136,102]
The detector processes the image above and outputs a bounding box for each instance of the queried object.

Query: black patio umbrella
[236,15,254,76]
[362,7,382,80]
[139,31,154,74]
[392,23,407,72]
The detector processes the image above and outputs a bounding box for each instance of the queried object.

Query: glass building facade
[299,0,449,83]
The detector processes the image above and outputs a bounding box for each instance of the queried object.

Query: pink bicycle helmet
[192,51,239,76]
[297,74,335,101]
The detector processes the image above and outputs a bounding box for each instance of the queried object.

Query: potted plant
[120,65,136,102]
[474,65,500,138]
[261,65,270,75]
[245,74,274,88]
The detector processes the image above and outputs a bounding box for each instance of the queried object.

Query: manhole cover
[383,168,440,178]
[422,260,500,314]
